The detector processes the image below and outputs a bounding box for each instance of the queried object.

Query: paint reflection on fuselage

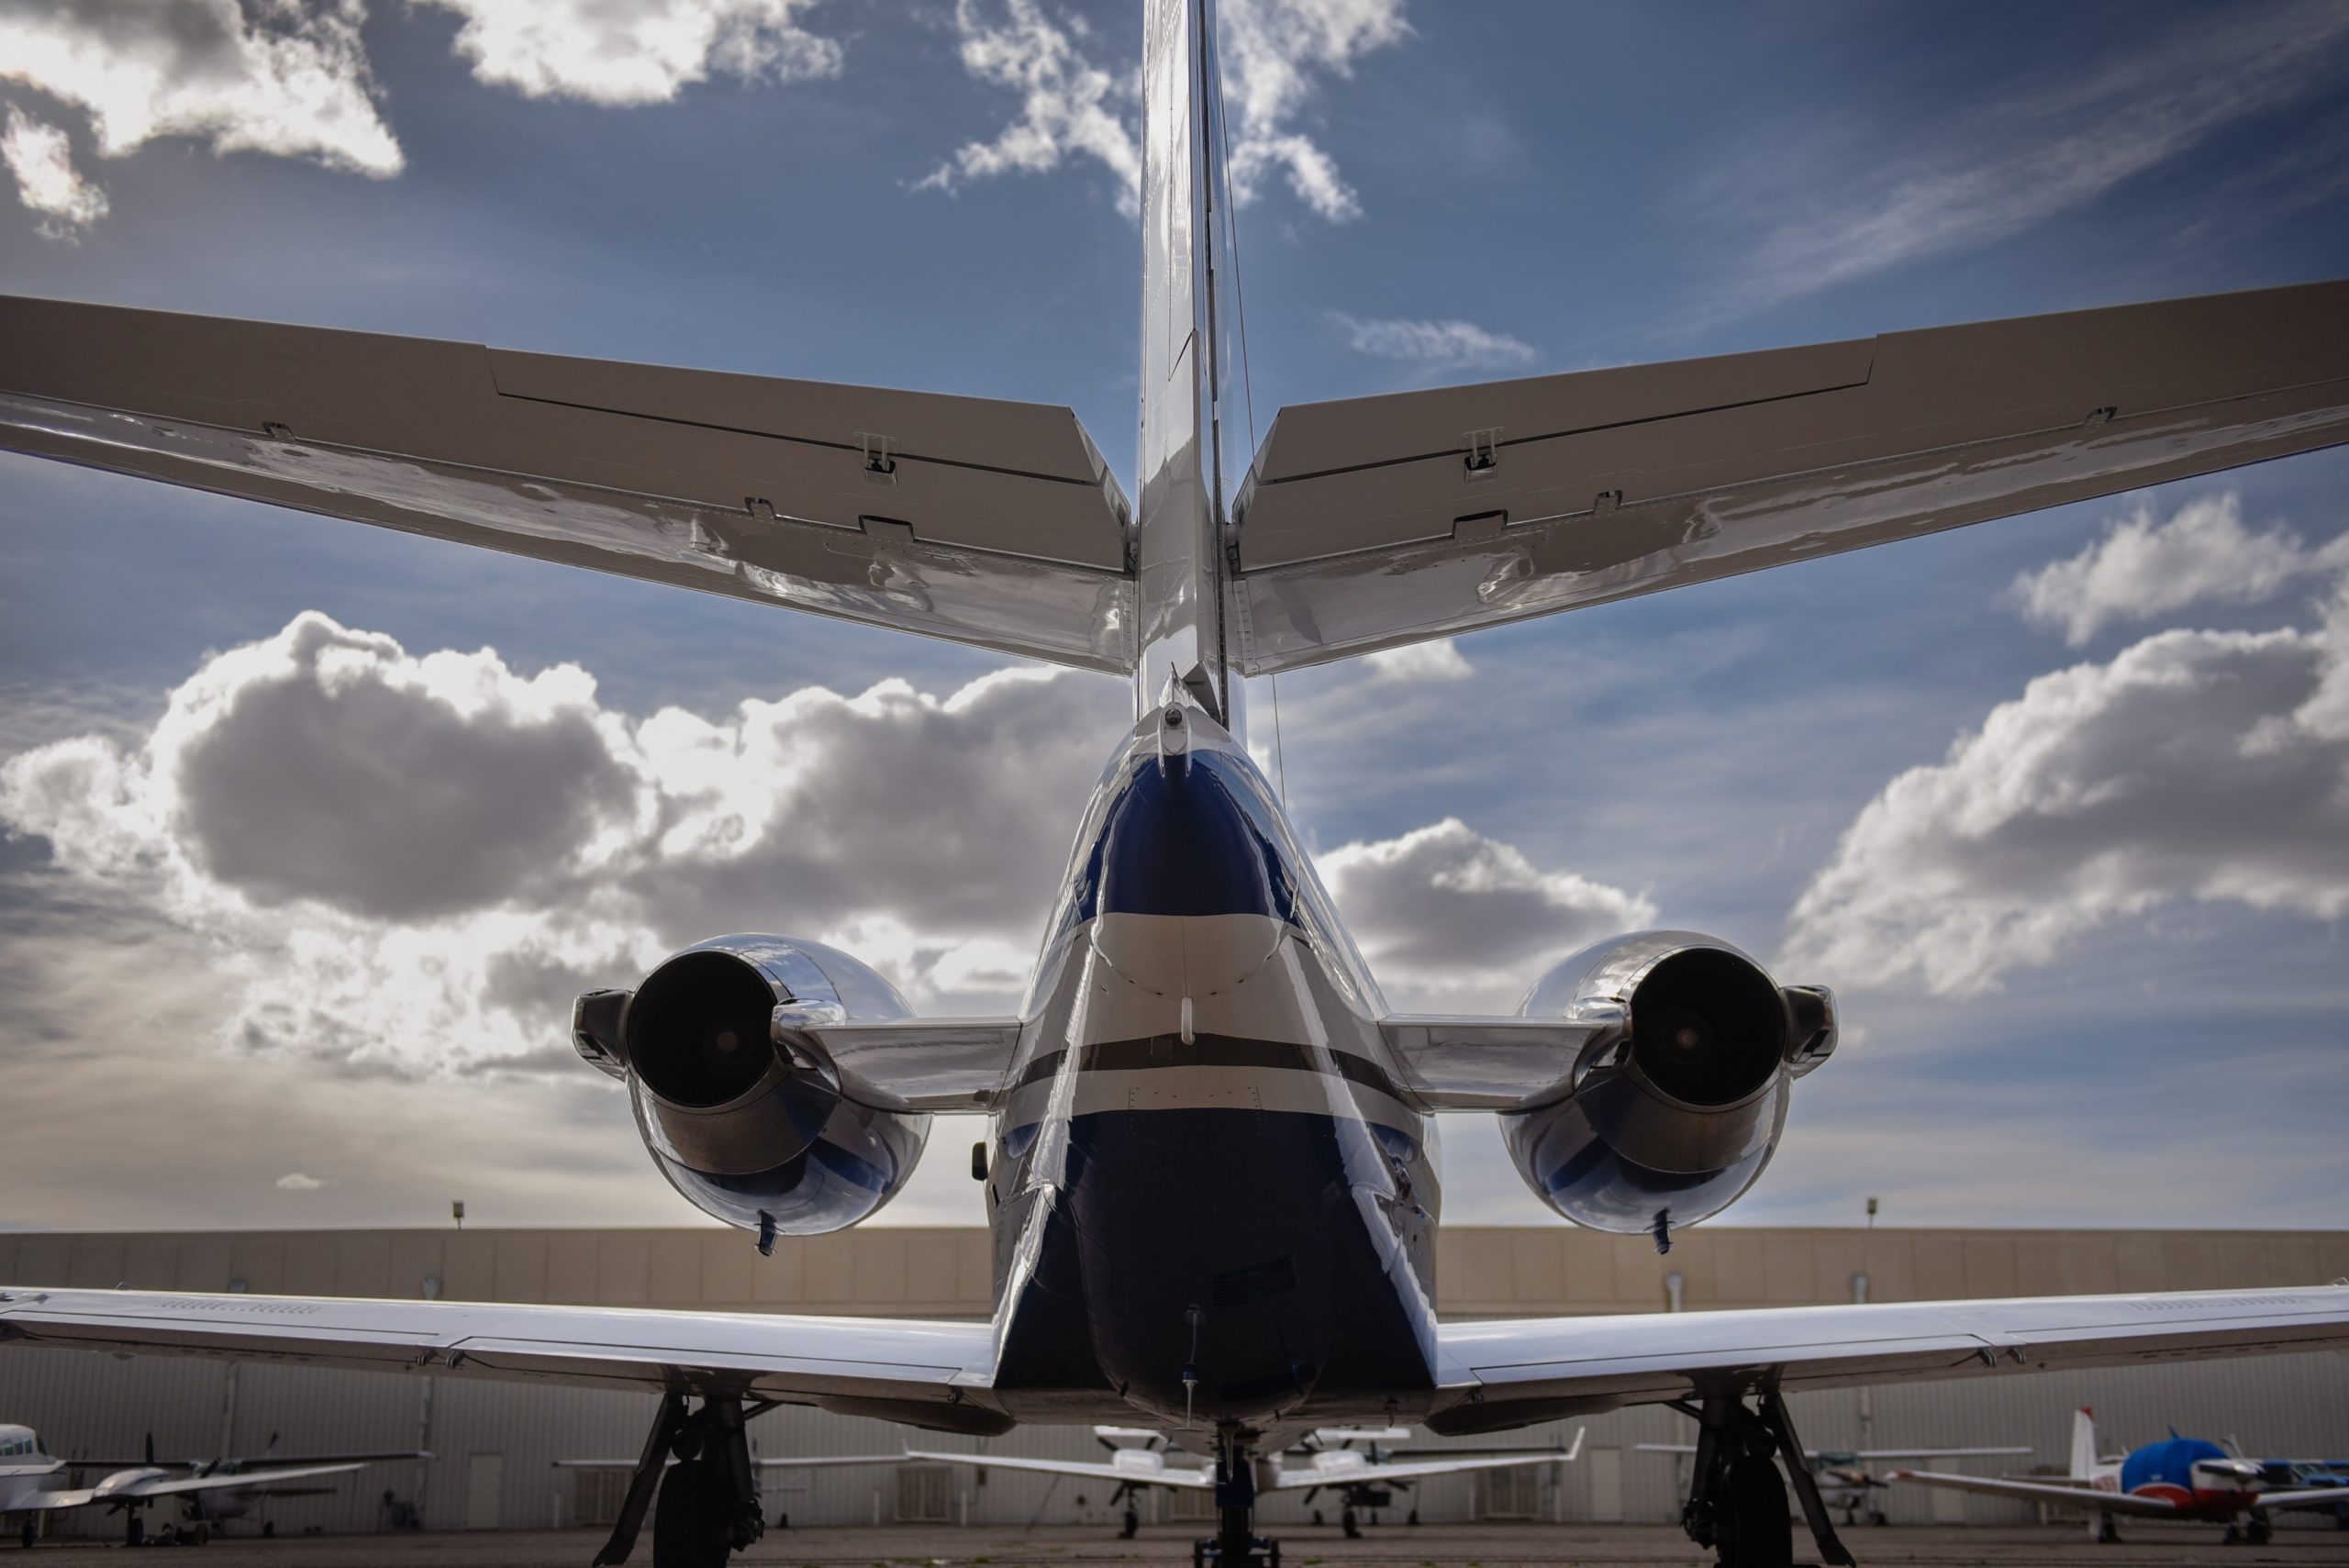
[982,703,1442,1435]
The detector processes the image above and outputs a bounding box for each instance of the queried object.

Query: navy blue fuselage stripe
[1079,751,1302,921]
[1005,1035,1409,1104]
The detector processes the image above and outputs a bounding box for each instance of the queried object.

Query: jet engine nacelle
[571,935,929,1238]
[1503,931,1835,1241]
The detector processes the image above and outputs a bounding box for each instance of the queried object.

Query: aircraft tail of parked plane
[5,1,2349,1566]
[1895,1407,2349,1544]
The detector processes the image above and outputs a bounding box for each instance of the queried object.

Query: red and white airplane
[1896,1408,2349,1543]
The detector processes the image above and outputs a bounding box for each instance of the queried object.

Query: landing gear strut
[1191,1434,1278,1568]
[1670,1390,1854,1568]
[594,1390,773,1567]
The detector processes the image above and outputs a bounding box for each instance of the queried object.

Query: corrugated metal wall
[6,1225,2346,1536]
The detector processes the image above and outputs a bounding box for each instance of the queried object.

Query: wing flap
[0,295,1134,672]
[1234,280,2349,673]
[0,1286,996,1420]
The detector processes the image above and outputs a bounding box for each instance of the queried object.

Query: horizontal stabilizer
[0,295,1133,673]
[1233,280,2349,673]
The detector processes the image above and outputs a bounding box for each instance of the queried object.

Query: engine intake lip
[627,950,786,1108]
[1626,948,1787,1109]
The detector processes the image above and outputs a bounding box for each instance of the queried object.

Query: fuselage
[978,700,1442,1441]
[2092,1439,2268,1518]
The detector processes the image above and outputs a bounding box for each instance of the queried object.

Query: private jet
[2,1,2347,1565]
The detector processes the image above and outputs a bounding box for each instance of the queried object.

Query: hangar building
[4,1225,2344,1538]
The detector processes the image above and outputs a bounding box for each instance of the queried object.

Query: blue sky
[1,0,2345,1237]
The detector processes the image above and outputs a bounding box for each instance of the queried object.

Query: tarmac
[20,1525,2349,1566]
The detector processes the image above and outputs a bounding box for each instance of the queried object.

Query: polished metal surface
[1130,0,1231,721]
[1503,932,1802,1238]
[0,302,1134,673]
[621,935,931,1237]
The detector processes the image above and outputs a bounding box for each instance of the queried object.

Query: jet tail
[2069,1408,2098,1481]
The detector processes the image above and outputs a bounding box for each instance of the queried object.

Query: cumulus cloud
[1782,594,2349,996]
[2011,491,2349,645]
[0,0,403,237]
[417,0,843,106]
[1362,637,1474,683]
[1319,817,1656,1012]
[0,611,1129,1075]
[1,611,1657,1080]
[0,104,106,237]
[1331,311,1535,372]
[1721,1,2349,311]
[917,0,1140,209]
[273,1171,328,1190]
[1219,0,1408,220]
[925,0,1407,220]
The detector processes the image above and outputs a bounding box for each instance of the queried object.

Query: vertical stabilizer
[1133,0,1235,728]
[2070,1408,2099,1481]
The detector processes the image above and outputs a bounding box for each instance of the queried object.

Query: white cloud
[0,611,1657,1082]
[918,0,1141,210]
[1782,595,2349,997]
[1319,817,1655,1012]
[0,611,1130,1075]
[1362,637,1474,683]
[925,0,1407,220]
[1722,1,2349,310]
[1219,0,1408,220]
[0,0,404,226]
[1331,311,1535,372]
[273,1171,328,1190]
[417,0,842,106]
[0,104,106,237]
[2011,491,2348,646]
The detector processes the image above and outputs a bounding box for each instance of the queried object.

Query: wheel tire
[2245,1513,2272,1546]
[1714,1457,1791,1568]
[652,1457,732,1568]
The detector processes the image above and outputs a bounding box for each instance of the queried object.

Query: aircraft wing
[0,295,1133,674]
[553,1455,906,1470]
[1889,1470,2187,1518]
[0,1286,1003,1435]
[1854,1446,2035,1461]
[1429,1284,2349,1435]
[2261,1485,2349,1511]
[95,1462,367,1502]
[1231,279,2349,673]
[1269,1429,1583,1490]
[902,1450,1213,1489]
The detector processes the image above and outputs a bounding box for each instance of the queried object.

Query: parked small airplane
[900,1423,1581,1540]
[1894,1408,2349,1543]
[66,1430,431,1528]
[1641,1438,2032,1527]
[0,1422,396,1546]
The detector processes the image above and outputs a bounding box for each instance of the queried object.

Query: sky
[1,0,2346,1240]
